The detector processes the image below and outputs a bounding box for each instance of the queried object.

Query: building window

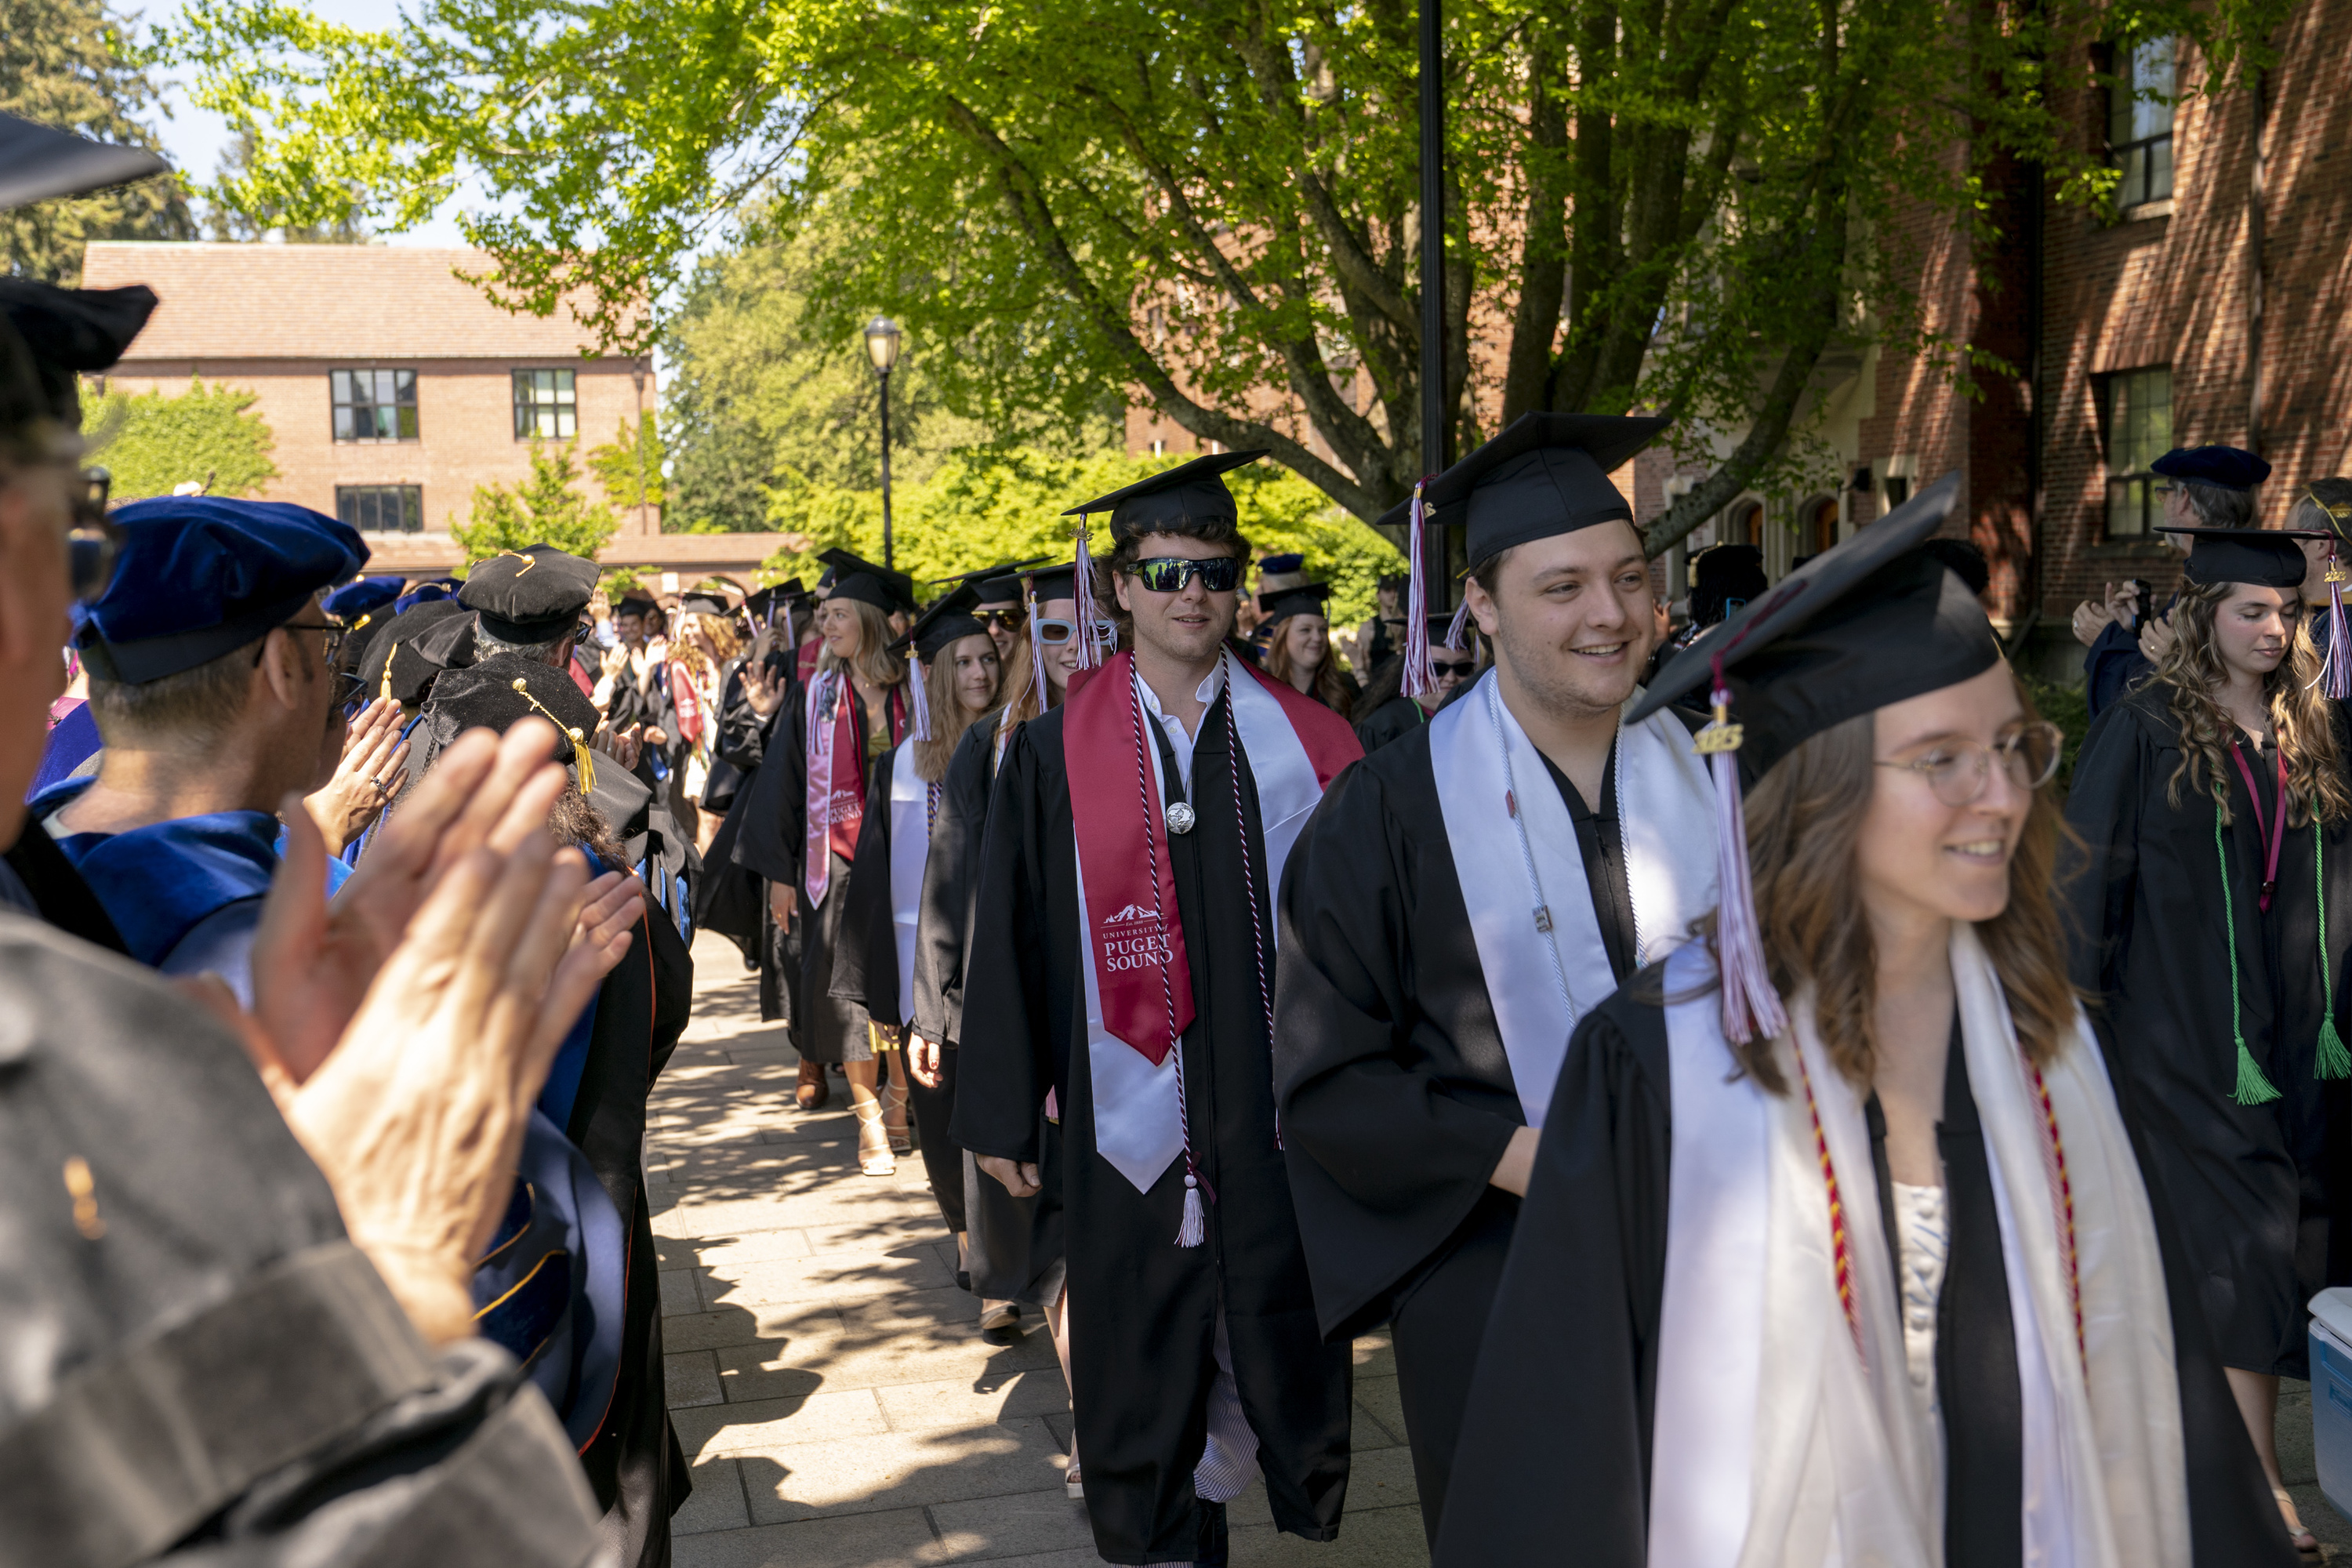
[338,485,423,535]
[513,369,577,441]
[2108,38,2176,209]
[2101,367,2173,538]
[331,368,418,442]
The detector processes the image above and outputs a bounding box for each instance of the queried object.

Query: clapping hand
[593,720,644,772]
[305,698,410,855]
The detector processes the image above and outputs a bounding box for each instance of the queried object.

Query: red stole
[804,674,902,905]
[1063,650,1359,1065]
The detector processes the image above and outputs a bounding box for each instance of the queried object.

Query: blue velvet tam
[72,496,367,684]
[2151,445,2273,492]
[322,575,406,623]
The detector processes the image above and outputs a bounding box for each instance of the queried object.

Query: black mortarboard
[1428,613,1475,649]
[976,575,1026,606]
[742,580,811,626]
[1631,473,1996,786]
[818,547,917,615]
[928,557,1052,589]
[416,653,601,795]
[0,279,159,427]
[2153,445,2271,492]
[0,112,171,212]
[613,592,659,619]
[1918,536,1991,597]
[358,600,476,706]
[459,544,598,643]
[1258,582,1334,623]
[1062,450,1268,540]
[828,572,900,615]
[2158,525,2325,589]
[1690,543,1769,626]
[1375,412,1670,569]
[677,591,733,618]
[1029,564,1078,603]
[892,584,983,659]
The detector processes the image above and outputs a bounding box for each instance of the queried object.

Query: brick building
[79,242,786,581]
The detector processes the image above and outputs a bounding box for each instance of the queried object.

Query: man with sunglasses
[28,495,366,1004]
[955,455,1362,1568]
[1272,413,1722,1544]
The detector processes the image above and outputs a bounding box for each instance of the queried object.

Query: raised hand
[742,660,786,717]
[306,697,410,855]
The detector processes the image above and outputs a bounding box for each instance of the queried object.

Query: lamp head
[863,315,903,374]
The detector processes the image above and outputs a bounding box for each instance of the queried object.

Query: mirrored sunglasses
[1127,556,1242,594]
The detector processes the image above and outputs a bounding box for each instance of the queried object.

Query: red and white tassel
[1697,656,1788,1046]
[2323,546,2350,702]
[1443,596,1473,654]
[1070,520,1105,671]
[908,648,932,741]
[1401,477,1437,698]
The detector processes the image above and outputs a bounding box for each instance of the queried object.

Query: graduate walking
[1272,413,1719,1543]
[2063,522,2352,1554]
[954,454,1360,1566]
[1440,479,2295,1568]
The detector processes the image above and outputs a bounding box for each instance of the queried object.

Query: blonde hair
[818,597,906,693]
[2154,580,2351,826]
[671,612,743,679]
[914,632,1001,782]
[1707,672,2077,1094]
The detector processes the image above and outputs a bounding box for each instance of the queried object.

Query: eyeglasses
[68,466,118,604]
[1036,617,1120,649]
[1431,659,1476,679]
[276,619,347,666]
[1127,556,1242,594]
[1874,722,2064,807]
[975,608,1025,631]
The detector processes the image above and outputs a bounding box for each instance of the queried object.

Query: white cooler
[2309,1287,2352,1520]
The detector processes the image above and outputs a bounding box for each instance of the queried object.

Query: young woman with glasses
[2065,525,2352,1555]
[1439,506,2292,1566]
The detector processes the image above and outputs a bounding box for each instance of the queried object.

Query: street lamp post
[864,316,905,570]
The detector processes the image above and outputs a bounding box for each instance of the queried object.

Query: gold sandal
[852,1097,896,1177]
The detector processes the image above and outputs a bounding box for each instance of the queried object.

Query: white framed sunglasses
[1036,616,1120,649]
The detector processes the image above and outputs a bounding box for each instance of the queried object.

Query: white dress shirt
[1131,660,1227,800]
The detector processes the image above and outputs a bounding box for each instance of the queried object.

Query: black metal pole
[878,368,895,571]
[1418,0,1444,481]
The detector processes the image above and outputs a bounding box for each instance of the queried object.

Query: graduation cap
[1631,473,1994,1046]
[677,590,734,618]
[1062,450,1267,540]
[72,496,367,684]
[1258,581,1334,625]
[817,547,917,615]
[0,278,159,429]
[0,112,171,212]
[890,585,991,741]
[612,591,660,619]
[324,575,405,625]
[460,544,598,644]
[358,599,476,707]
[1258,553,1310,592]
[927,556,1053,589]
[2153,445,2270,492]
[976,575,1027,607]
[416,653,601,796]
[2157,525,2325,589]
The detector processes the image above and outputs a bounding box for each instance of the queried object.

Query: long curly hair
[1711,672,2077,1094]
[817,597,906,695]
[2154,581,2350,826]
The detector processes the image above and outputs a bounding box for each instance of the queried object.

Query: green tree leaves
[87,377,277,499]
[452,441,619,565]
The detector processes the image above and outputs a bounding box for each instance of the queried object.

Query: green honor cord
[2319,824,2350,1079]
[2218,809,2282,1105]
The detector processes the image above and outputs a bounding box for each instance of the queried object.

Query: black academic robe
[568,860,696,1567]
[1272,719,1650,1539]
[953,692,1352,1565]
[1352,694,1426,754]
[1436,981,2296,1568]
[2063,687,2352,1376]
[733,677,906,1064]
[697,659,752,814]
[695,687,792,968]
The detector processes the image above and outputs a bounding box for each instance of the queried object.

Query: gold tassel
[509,677,593,795]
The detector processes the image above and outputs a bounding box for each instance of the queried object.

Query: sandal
[795,1059,829,1112]
[881,1078,913,1155]
[2274,1486,2321,1559]
[852,1097,896,1176]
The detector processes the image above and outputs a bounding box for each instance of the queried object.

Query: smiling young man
[953,453,1362,1567]
[1270,413,1722,1542]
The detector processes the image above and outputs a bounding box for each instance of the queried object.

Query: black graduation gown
[568,861,697,1566]
[1352,694,1425,754]
[697,659,752,814]
[911,714,1067,1305]
[953,694,1352,1565]
[696,691,789,968]
[2063,687,2352,1375]
[1435,982,2295,1568]
[733,677,906,1065]
[1272,720,1649,1539]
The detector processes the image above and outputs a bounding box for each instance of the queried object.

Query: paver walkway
[654,931,1431,1567]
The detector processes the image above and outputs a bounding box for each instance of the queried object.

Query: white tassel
[1443,596,1472,653]
[1176,1173,1207,1247]
[1027,581,1051,710]
[1401,477,1437,698]
[1697,658,1787,1045]
[1069,520,1104,670]
[908,648,932,741]
[2324,546,2350,702]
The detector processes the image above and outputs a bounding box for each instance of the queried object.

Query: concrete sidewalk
[655,932,1429,1567]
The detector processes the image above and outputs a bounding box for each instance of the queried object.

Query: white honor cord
[1483,676,1582,1033]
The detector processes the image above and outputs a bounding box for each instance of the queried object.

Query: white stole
[1074,654,1324,1193]
[886,738,929,1028]
[1429,670,1718,1126]
[1650,929,2190,1568]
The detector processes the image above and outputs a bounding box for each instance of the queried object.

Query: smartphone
[2132,580,2153,632]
